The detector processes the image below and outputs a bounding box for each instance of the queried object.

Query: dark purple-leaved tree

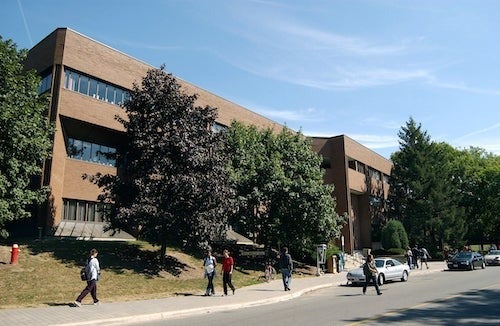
[88,66,235,264]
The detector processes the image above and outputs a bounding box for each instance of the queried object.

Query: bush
[381,220,409,250]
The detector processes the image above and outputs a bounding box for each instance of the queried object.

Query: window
[348,159,356,170]
[62,199,109,222]
[63,68,129,106]
[67,137,117,166]
[38,72,52,94]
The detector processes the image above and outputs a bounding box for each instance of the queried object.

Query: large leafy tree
[388,118,466,252]
[457,148,500,244]
[89,66,234,262]
[0,37,54,238]
[224,122,345,258]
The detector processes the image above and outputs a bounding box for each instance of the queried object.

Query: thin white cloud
[455,123,500,141]
[429,80,500,96]
[17,0,32,47]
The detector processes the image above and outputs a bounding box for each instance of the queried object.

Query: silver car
[484,250,500,266]
[346,257,411,286]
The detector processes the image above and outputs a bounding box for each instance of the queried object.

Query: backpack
[80,260,91,281]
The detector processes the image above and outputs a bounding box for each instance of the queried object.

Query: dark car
[447,251,485,270]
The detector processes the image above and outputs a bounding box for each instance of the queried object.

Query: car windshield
[488,250,500,255]
[454,252,472,259]
[374,259,385,268]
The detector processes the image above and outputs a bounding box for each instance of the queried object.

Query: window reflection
[67,137,116,166]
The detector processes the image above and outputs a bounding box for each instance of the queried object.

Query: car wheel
[378,274,385,286]
[401,270,409,282]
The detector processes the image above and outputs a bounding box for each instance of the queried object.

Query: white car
[346,257,410,286]
[484,250,500,266]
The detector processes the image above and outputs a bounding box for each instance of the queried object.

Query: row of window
[67,138,116,166]
[62,199,109,222]
[348,159,389,183]
[64,69,130,106]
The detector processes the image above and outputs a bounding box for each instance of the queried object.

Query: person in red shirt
[221,249,236,295]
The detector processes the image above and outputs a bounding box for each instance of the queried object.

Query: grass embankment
[0,239,264,309]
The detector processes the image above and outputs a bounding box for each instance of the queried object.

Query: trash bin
[326,256,337,273]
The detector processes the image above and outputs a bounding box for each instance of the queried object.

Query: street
[138,267,500,325]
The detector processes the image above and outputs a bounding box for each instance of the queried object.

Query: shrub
[381,220,409,250]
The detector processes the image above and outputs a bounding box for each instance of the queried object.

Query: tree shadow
[21,238,191,277]
[344,288,500,324]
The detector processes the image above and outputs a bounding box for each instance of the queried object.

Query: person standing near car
[420,247,431,269]
[362,254,382,295]
[405,246,413,269]
[411,245,420,269]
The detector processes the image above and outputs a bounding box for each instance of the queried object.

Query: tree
[0,37,54,238]
[88,66,235,263]
[224,122,346,259]
[381,219,408,250]
[388,118,466,252]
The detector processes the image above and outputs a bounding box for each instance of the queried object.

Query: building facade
[24,28,393,249]
[312,135,393,253]
[24,28,283,239]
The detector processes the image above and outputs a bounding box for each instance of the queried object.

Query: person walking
[420,247,431,269]
[74,248,100,307]
[203,249,217,296]
[362,254,382,295]
[405,246,413,269]
[221,249,236,296]
[411,245,420,269]
[278,246,293,291]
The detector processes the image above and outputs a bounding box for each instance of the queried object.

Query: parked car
[346,257,410,286]
[447,251,485,270]
[484,250,500,266]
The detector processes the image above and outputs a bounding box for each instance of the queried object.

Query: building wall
[25,28,286,234]
[312,135,393,253]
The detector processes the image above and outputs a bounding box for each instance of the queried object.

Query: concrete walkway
[0,261,446,326]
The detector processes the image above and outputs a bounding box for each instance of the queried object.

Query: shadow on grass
[18,238,191,277]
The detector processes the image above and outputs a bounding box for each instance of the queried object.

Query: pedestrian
[420,247,431,269]
[362,254,382,295]
[203,249,217,296]
[411,245,420,269]
[405,246,413,269]
[74,248,100,307]
[221,249,236,296]
[278,246,293,291]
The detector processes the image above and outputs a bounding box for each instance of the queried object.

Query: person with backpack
[74,248,100,307]
[203,249,217,296]
[362,254,382,295]
[221,249,236,296]
[278,246,293,291]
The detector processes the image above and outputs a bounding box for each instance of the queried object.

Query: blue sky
[2,0,499,158]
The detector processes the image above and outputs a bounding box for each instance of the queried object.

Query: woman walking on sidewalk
[203,249,217,296]
[74,249,100,306]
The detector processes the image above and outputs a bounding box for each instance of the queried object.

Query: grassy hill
[0,239,270,308]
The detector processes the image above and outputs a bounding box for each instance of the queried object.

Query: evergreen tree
[0,37,54,238]
[88,66,234,263]
[388,118,466,252]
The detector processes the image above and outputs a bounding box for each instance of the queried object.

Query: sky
[1,0,499,159]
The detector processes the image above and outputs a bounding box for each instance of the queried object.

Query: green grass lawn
[0,239,263,308]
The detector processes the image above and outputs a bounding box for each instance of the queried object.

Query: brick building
[24,28,392,250]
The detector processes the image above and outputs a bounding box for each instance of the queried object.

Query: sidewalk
[0,261,446,326]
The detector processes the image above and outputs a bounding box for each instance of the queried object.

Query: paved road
[0,261,446,325]
[141,266,500,325]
